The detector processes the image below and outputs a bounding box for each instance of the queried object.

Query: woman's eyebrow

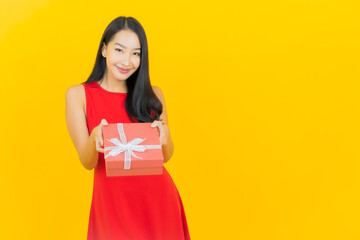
[115,43,141,50]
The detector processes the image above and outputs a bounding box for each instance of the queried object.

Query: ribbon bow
[104,123,162,169]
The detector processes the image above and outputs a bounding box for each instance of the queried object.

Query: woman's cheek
[132,56,141,66]
[111,54,121,63]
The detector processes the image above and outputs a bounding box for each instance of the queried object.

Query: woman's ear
[102,42,106,58]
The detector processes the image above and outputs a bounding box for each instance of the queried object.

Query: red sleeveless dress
[82,81,191,240]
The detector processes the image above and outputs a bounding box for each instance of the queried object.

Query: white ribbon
[104,123,162,169]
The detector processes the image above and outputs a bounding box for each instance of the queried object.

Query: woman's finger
[151,120,161,127]
[95,139,104,153]
[156,123,162,136]
[96,146,104,153]
[100,119,108,144]
[99,119,107,132]
[97,147,104,153]
[151,120,167,145]
[151,120,158,127]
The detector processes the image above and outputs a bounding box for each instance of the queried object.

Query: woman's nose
[120,53,130,66]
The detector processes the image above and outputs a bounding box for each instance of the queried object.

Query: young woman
[65,16,191,240]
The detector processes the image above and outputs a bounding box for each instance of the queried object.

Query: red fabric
[82,82,191,240]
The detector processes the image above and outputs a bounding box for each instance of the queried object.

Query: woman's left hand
[151,120,170,146]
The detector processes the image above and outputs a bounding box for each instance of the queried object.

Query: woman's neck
[99,73,127,93]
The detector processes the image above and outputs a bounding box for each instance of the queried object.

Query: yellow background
[1,0,359,239]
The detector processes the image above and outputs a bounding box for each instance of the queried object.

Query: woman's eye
[134,52,140,56]
[115,48,122,52]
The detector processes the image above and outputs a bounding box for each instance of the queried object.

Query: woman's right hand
[91,119,108,153]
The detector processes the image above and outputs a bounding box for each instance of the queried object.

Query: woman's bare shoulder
[152,85,164,100]
[65,84,86,111]
[66,84,85,97]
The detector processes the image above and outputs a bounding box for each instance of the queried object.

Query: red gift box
[103,122,164,177]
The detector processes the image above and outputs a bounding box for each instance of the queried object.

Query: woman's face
[102,29,141,81]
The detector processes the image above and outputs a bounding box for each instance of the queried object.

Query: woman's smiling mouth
[116,66,130,74]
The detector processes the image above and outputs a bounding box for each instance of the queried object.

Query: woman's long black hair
[83,16,163,123]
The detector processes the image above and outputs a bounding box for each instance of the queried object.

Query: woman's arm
[65,85,99,170]
[152,86,174,163]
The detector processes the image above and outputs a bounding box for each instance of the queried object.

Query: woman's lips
[116,66,130,73]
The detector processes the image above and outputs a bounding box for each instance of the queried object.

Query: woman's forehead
[111,30,141,49]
